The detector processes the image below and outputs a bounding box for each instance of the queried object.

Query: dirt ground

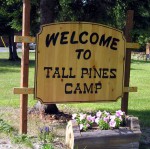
[0,107,71,149]
[0,107,150,149]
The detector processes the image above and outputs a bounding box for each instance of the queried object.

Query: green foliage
[125,0,150,45]
[0,118,33,148]
[0,0,40,35]
[58,0,76,21]
[11,134,33,148]
[41,144,54,149]
[38,126,54,143]
[98,119,110,130]
[111,0,126,29]
[0,118,14,134]
[0,0,22,32]
[58,0,115,24]
[1,0,150,46]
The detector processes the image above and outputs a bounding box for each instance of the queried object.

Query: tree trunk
[33,0,60,114]
[8,35,14,61]
[8,34,20,61]
[12,35,21,61]
[40,0,59,24]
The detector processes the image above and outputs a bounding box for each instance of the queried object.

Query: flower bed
[66,110,141,149]
[72,110,125,131]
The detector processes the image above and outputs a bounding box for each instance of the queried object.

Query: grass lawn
[0,52,36,107]
[0,52,150,128]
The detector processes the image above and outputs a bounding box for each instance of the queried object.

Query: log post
[121,10,134,114]
[20,0,30,134]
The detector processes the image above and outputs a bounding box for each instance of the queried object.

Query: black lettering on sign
[95,82,102,93]
[75,49,84,59]
[62,67,68,78]
[83,83,93,94]
[74,83,82,94]
[83,49,91,60]
[44,67,52,78]
[65,82,102,94]
[110,69,117,78]
[81,68,88,78]
[94,68,102,78]
[69,68,76,78]
[46,33,59,47]
[99,34,112,47]
[52,67,61,78]
[65,83,72,94]
[70,31,78,44]
[102,68,109,78]
[110,38,120,50]
[79,31,88,44]
[75,49,91,60]
[60,31,69,44]
[90,32,99,44]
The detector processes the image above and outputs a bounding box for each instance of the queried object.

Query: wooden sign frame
[14,6,138,134]
[35,22,126,103]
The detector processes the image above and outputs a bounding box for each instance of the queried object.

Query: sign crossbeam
[14,36,35,43]
[14,35,140,49]
[13,87,137,95]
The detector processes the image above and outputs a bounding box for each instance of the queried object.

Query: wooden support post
[121,10,134,114]
[20,0,30,134]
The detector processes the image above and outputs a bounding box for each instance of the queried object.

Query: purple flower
[103,116,109,123]
[116,110,124,117]
[109,120,116,128]
[86,123,90,128]
[104,111,110,116]
[96,111,102,118]
[44,126,49,133]
[86,115,92,122]
[87,115,95,123]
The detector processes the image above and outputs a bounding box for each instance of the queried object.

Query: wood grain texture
[126,42,139,49]
[20,0,30,134]
[35,22,126,103]
[13,87,34,94]
[14,36,35,43]
[121,10,134,114]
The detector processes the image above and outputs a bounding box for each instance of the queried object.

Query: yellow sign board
[35,22,126,103]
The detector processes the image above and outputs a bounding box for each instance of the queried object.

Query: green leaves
[0,119,14,134]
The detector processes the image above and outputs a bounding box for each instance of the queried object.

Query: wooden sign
[35,22,126,103]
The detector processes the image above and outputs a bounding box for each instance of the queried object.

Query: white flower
[110,115,116,121]
[96,111,102,118]
[95,117,100,124]
[109,120,116,128]
[79,113,86,121]
[72,113,77,119]
[79,124,84,130]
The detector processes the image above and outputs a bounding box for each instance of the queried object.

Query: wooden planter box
[66,116,141,149]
